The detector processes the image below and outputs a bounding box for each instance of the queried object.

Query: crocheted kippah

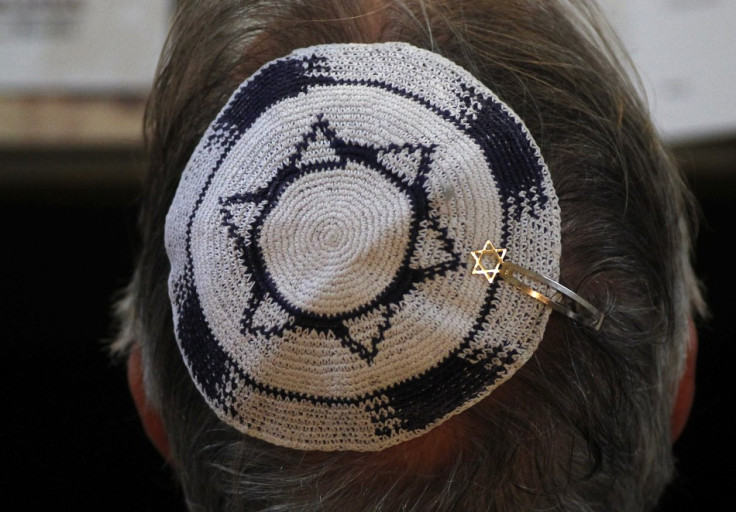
[165,42,561,451]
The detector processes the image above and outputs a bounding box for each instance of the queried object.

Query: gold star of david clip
[471,240,604,330]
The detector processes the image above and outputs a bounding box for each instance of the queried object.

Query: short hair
[114,0,704,510]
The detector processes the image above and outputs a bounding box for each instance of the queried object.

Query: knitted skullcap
[165,42,561,451]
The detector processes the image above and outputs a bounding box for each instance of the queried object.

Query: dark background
[1,140,734,510]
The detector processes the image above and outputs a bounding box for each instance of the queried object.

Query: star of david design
[471,240,507,284]
[218,114,461,364]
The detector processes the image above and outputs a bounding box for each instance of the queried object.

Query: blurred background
[1,1,733,510]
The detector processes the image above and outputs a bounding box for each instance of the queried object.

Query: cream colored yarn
[165,42,560,451]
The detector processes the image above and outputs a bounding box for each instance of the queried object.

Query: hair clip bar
[471,240,604,330]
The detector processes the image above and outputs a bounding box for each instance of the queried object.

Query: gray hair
[113,0,704,510]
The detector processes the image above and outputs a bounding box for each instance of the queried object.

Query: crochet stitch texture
[165,42,561,451]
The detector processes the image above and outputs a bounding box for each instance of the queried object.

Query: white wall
[0,0,170,94]
[1,0,733,142]
[601,0,736,142]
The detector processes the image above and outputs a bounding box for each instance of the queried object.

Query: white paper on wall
[600,0,736,142]
[0,0,170,94]
[1,1,733,141]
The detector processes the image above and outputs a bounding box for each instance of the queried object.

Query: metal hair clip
[471,240,604,330]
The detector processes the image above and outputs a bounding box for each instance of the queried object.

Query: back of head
[116,0,703,510]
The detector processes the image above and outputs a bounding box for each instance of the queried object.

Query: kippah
[165,42,561,451]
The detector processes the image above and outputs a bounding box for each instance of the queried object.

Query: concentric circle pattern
[258,164,413,317]
[165,42,561,451]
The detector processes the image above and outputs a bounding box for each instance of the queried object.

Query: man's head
[115,1,703,510]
